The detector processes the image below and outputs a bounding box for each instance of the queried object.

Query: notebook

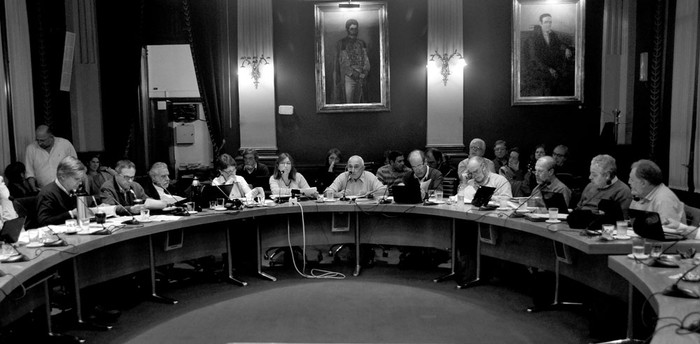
[541,191,569,214]
[0,217,26,244]
[628,209,687,241]
[393,183,422,204]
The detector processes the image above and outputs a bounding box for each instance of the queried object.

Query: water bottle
[190,176,202,211]
[75,189,92,229]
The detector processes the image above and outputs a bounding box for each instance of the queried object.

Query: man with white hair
[324,155,386,198]
[141,162,184,205]
[577,154,631,212]
[462,156,512,201]
[457,138,496,185]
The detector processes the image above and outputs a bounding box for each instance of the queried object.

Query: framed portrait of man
[315,2,390,113]
[512,0,585,105]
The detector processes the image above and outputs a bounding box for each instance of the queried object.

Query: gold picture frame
[512,0,585,105]
[315,2,390,113]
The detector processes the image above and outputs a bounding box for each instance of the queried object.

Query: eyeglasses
[534,169,550,175]
[121,175,135,181]
[279,162,292,165]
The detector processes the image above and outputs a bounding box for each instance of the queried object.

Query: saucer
[545,219,561,224]
[613,234,631,240]
[627,253,649,259]
[26,242,43,248]
[213,207,227,211]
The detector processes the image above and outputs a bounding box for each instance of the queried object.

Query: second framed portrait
[315,2,390,113]
[512,0,585,105]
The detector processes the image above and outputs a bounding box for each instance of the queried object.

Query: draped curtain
[182,0,226,156]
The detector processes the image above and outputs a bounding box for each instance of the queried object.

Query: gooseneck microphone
[339,169,353,202]
[111,176,140,225]
[662,262,700,299]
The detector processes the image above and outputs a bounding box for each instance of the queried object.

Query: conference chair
[442,177,458,197]
[685,204,700,226]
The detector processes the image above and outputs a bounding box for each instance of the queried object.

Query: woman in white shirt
[269,153,310,196]
[212,154,252,200]
[0,176,18,229]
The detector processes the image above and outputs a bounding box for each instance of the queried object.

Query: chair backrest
[685,204,700,227]
[12,196,38,230]
[442,177,458,197]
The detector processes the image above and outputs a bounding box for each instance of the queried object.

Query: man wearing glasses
[531,155,572,207]
[36,156,88,226]
[403,150,443,200]
[461,156,512,202]
[99,160,149,215]
[457,138,496,186]
[324,155,385,198]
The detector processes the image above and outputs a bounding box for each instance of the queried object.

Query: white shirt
[25,137,77,188]
[212,175,252,199]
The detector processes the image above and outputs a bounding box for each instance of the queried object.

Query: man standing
[376,151,411,194]
[577,155,632,213]
[628,159,685,223]
[324,155,385,198]
[25,125,77,191]
[36,156,86,226]
[531,156,572,207]
[403,150,443,200]
[333,18,370,103]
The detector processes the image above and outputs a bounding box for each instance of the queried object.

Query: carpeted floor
[47,263,593,344]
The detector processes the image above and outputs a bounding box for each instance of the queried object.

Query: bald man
[24,125,77,191]
[531,156,572,207]
[457,138,496,184]
[324,155,386,198]
[462,156,512,202]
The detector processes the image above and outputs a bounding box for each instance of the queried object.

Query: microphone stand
[663,262,700,299]
[510,181,549,217]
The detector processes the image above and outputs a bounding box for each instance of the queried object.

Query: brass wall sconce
[428,50,466,86]
[240,55,270,89]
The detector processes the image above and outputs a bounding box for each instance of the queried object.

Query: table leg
[527,258,583,313]
[41,275,85,343]
[457,227,482,289]
[256,221,276,281]
[353,213,361,277]
[434,219,456,283]
[593,283,644,344]
[148,235,178,304]
[72,259,113,331]
[224,226,247,286]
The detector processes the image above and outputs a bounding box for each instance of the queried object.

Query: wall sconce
[240,55,270,89]
[428,50,466,86]
[339,0,360,8]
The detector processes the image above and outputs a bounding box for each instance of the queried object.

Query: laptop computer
[541,191,569,214]
[0,217,26,244]
[471,186,496,208]
[203,184,233,201]
[393,183,422,204]
[567,199,624,230]
[628,209,687,241]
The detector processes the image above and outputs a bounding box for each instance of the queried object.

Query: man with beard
[238,148,270,191]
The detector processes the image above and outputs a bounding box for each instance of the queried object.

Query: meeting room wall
[272,0,605,168]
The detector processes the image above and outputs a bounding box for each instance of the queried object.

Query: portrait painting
[315,2,390,113]
[512,0,585,105]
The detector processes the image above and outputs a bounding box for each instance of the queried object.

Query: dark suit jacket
[36,182,75,226]
[402,167,444,199]
[137,176,179,202]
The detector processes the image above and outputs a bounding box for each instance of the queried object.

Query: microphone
[662,262,700,299]
[110,177,140,225]
[510,180,550,216]
[339,169,353,202]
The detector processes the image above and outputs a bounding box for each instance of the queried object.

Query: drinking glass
[650,242,663,258]
[428,190,437,202]
[434,190,443,201]
[140,208,150,219]
[632,237,646,258]
[216,198,225,208]
[548,208,559,221]
[209,200,217,209]
[616,220,628,237]
[79,218,90,231]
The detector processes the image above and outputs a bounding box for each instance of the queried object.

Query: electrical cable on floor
[287,202,345,279]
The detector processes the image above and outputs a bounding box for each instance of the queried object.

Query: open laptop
[471,186,496,207]
[628,209,688,241]
[568,199,624,230]
[541,191,569,214]
[0,217,26,244]
[393,183,422,204]
[203,184,233,202]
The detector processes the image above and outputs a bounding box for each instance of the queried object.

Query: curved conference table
[1,199,698,343]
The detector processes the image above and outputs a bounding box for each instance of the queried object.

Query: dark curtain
[96,0,146,167]
[182,0,226,156]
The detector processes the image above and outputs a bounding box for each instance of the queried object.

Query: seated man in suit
[531,155,572,207]
[100,160,154,215]
[141,162,183,205]
[628,159,685,224]
[457,138,496,185]
[324,155,386,198]
[36,156,87,226]
[577,154,632,214]
[403,150,443,200]
[0,176,19,229]
[461,156,512,201]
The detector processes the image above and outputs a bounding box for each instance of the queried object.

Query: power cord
[287,202,344,279]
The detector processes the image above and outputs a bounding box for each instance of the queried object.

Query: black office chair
[442,177,458,197]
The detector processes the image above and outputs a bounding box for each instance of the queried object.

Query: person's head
[346,19,359,38]
[407,150,428,179]
[534,156,556,184]
[148,162,171,189]
[465,156,490,185]
[468,138,486,158]
[87,154,102,173]
[274,153,298,180]
[508,148,521,169]
[494,140,508,159]
[4,162,27,184]
[56,156,87,192]
[114,160,136,182]
[387,151,405,171]
[552,145,568,167]
[347,155,365,179]
[629,159,664,197]
[35,125,55,150]
[241,148,259,169]
[539,13,553,33]
[326,148,342,167]
[215,154,237,179]
[425,148,444,169]
[589,155,617,188]
[534,144,547,160]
